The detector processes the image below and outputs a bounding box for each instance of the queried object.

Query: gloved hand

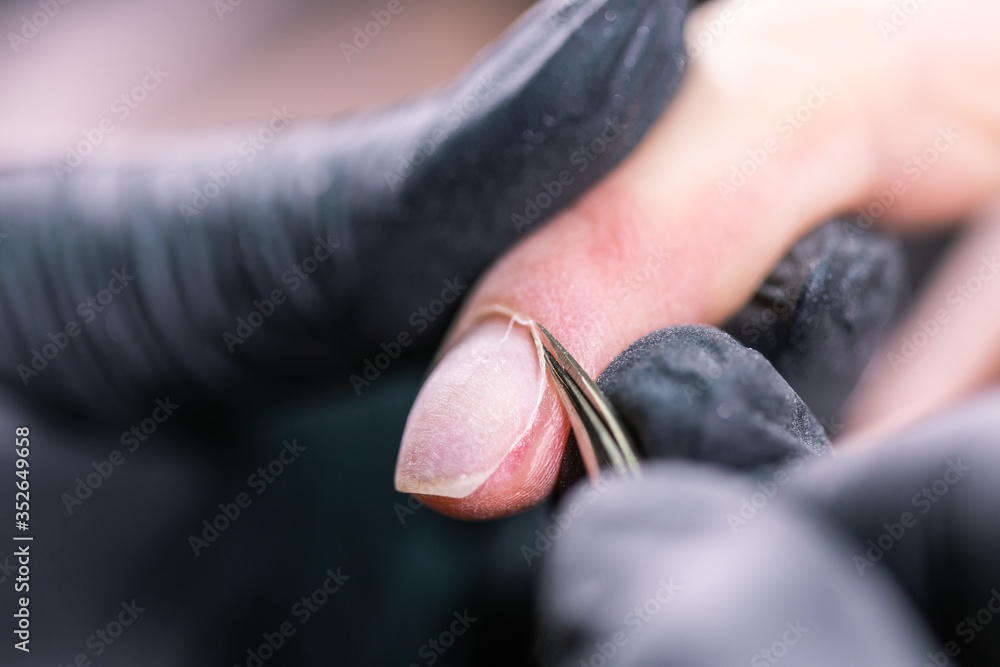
[538,326,1000,665]
[538,250,972,665]
[723,220,908,424]
[0,0,690,421]
[391,0,1000,520]
[555,218,908,491]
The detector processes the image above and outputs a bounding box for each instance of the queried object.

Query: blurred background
[0,0,534,167]
[0,2,564,666]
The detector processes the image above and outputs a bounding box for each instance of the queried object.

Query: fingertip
[405,411,570,520]
[394,313,571,519]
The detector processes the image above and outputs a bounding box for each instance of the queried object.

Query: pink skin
[843,206,1000,448]
[401,141,852,519]
[398,0,1000,520]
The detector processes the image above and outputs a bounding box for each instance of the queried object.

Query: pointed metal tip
[534,322,642,480]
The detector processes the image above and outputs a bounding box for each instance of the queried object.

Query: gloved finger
[788,388,1000,665]
[398,0,1000,519]
[0,0,687,421]
[554,222,904,490]
[555,324,831,495]
[537,463,938,666]
[392,0,895,518]
[843,204,1000,447]
[724,219,907,428]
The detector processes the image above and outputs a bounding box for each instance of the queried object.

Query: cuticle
[425,305,538,375]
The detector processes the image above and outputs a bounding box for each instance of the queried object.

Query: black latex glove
[0,0,689,422]
[555,224,907,490]
[599,325,833,467]
[539,389,1000,666]
[538,318,999,666]
[724,219,907,425]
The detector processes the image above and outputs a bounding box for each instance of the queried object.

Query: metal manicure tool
[534,323,643,481]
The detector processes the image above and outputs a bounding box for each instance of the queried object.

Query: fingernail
[395,317,545,498]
